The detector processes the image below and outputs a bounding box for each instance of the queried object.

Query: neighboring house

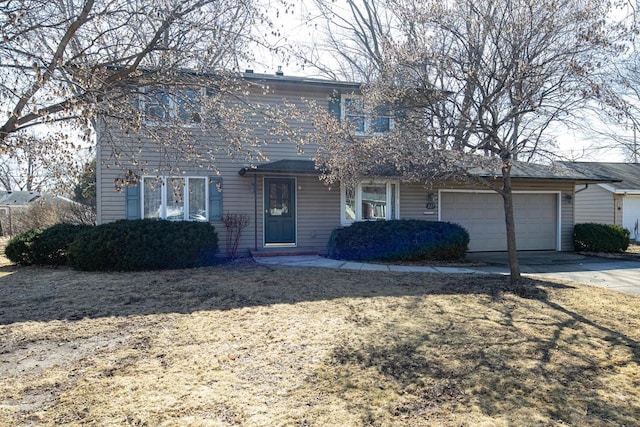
[96,71,617,255]
[560,162,640,240]
[0,190,44,218]
[0,191,78,235]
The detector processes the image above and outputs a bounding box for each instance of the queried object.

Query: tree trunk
[501,163,522,289]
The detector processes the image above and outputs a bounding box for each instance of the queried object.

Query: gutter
[599,183,640,195]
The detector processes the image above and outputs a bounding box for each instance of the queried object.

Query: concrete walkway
[253,253,640,295]
[253,255,481,274]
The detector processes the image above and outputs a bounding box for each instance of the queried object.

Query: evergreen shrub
[5,227,46,265]
[33,223,91,265]
[4,223,90,266]
[327,220,469,262]
[67,219,218,271]
[574,223,630,253]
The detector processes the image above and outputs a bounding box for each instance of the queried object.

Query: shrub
[32,223,92,266]
[327,220,469,262]
[4,223,92,266]
[67,219,218,271]
[5,227,46,265]
[574,223,630,253]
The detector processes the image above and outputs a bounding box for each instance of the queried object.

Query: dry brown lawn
[1,241,640,426]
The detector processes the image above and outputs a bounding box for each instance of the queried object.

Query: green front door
[264,178,296,245]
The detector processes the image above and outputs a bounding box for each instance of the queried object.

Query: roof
[559,162,640,191]
[241,71,361,91]
[239,159,620,183]
[239,159,322,176]
[0,191,77,207]
[0,191,43,206]
[474,161,621,183]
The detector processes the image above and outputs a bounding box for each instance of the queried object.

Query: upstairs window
[341,180,399,225]
[141,88,203,124]
[341,95,394,135]
[142,176,208,221]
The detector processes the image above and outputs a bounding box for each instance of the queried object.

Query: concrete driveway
[467,251,640,295]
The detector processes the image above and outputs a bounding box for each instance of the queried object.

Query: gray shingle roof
[558,162,640,190]
[0,191,43,206]
[240,159,621,183]
[238,159,321,176]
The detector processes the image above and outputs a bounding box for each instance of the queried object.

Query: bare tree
[598,41,640,162]
[0,133,79,192]
[288,0,395,82]
[0,0,275,180]
[307,0,626,288]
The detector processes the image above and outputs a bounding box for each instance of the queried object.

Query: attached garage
[440,191,560,252]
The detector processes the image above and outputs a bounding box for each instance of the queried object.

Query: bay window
[141,176,208,221]
[341,180,399,224]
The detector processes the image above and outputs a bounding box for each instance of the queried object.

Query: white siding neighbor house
[561,162,640,241]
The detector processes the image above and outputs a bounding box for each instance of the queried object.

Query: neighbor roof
[0,191,43,206]
[559,162,640,190]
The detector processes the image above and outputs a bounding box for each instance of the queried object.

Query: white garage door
[440,192,558,252]
[623,196,640,239]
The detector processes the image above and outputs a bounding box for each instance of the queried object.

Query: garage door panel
[441,192,557,252]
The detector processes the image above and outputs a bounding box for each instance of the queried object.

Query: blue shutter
[329,93,341,121]
[125,182,141,219]
[209,176,223,221]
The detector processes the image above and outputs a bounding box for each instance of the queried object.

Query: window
[141,176,208,221]
[341,180,399,224]
[142,88,202,123]
[341,95,394,134]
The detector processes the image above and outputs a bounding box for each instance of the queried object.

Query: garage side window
[341,181,399,225]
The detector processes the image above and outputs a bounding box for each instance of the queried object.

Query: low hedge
[5,223,90,266]
[327,220,469,262]
[574,223,630,253]
[67,219,218,271]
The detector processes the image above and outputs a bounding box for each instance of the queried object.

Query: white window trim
[340,94,395,136]
[141,87,205,126]
[341,180,400,225]
[141,176,209,221]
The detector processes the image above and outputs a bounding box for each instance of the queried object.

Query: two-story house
[96,70,615,257]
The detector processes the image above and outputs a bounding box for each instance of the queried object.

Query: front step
[250,249,321,257]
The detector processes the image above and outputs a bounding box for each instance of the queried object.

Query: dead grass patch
[0,260,639,426]
[627,243,640,255]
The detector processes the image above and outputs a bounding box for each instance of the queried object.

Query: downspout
[254,174,258,252]
[575,184,589,194]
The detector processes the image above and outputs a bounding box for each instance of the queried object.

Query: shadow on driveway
[467,251,640,294]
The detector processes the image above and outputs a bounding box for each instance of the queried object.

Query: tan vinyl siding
[574,184,615,224]
[97,85,332,225]
[294,176,341,252]
[399,183,439,220]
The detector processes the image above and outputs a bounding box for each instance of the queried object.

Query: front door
[264,178,296,245]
